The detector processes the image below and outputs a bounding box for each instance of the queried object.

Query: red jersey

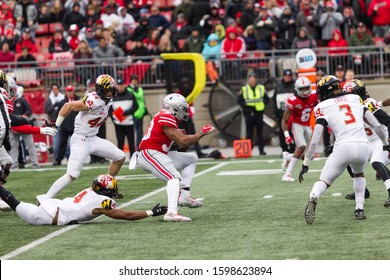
[139,110,178,154]
[286,93,318,126]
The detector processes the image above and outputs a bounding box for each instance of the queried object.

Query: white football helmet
[6,75,17,101]
[162,93,190,121]
[294,76,312,98]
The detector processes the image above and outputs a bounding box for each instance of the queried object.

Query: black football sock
[0,185,20,211]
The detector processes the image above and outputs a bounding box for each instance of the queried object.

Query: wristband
[284,131,290,138]
[55,115,65,127]
[199,131,205,137]
[378,101,383,107]
[146,210,153,217]
[303,157,310,166]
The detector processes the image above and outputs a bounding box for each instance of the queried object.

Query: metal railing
[1,45,389,91]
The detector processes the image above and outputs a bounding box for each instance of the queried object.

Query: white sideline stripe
[217,169,322,176]
[0,162,228,260]
[12,160,215,172]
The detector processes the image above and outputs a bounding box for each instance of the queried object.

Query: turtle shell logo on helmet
[317,75,342,101]
[92,174,118,198]
[95,74,117,102]
[343,79,367,98]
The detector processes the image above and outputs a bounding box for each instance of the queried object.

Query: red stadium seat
[36,36,52,52]
[161,11,172,22]
[49,22,64,34]
[35,52,52,67]
[35,23,50,37]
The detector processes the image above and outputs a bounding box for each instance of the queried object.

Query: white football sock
[166,178,180,213]
[353,177,366,210]
[385,179,390,191]
[180,162,196,190]
[285,157,299,176]
[310,181,327,199]
[46,174,73,198]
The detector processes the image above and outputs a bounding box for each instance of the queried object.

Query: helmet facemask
[294,76,312,98]
[95,74,117,103]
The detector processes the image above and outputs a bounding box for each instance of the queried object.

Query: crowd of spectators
[0,0,388,78]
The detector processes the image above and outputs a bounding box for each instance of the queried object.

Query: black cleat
[354,209,366,220]
[305,196,317,224]
[344,189,370,200]
[384,198,390,207]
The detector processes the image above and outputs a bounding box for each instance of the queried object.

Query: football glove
[40,127,58,136]
[200,124,215,136]
[324,145,333,157]
[44,120,57,128]
[283,131,294,144]
[299,164,309,183]
[151,203,167,216]
[383,144,390,153]
[285,136,294,145]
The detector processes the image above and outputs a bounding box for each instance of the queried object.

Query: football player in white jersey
[133,93,215,222]
[341,80,390,207]
[0,174,167,225]
[0,70,12,211]
[39,74,126,201]
[298,75,390,224]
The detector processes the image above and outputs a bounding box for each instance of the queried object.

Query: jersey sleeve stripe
[158,119,178,127]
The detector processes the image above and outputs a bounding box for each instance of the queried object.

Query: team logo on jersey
[315,108,324,118]
[101,199,113,209]
[364,99,379,113]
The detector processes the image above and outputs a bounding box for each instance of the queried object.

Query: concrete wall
[106,81,390,147]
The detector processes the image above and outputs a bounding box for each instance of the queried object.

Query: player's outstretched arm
[55,100,88,127]
[92,204,167,221]
[164,125,215,148]
[378,98,390,107]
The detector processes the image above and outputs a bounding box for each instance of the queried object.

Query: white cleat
[0,198,11,212]
[281,151,290,171]
[282,174,295,182]
[178,196,203,208]
[163,212,192,222]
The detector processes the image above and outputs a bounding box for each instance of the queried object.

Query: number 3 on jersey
[339,104,356,124]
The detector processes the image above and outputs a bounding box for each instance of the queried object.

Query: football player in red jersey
[280,76,319,182]
[132,93,215,222]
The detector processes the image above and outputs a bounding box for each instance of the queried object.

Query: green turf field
[1,156,390,260]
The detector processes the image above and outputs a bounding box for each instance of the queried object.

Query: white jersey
[0,89,11,143]
[40,187,117,225]
[74,92,112,137]
[314,94,368,145]
[362,97,388,142]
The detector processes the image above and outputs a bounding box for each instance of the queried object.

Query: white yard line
[0,162,228,260]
